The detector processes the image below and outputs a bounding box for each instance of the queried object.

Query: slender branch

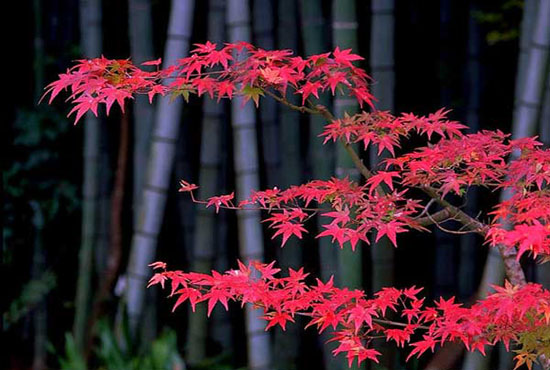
[372,318,429,330]
[420,186,488,235]
[263,89,318,114]
[341,141,375,181]
[419,186,526,285]
[260,92,378,186]
[188,193,327,213]
[416,208,453,227]
[181,283,431,331]
[312,103,376,182]
[426,212,478,235]
[416,198,436,219]
[85,110,129,360]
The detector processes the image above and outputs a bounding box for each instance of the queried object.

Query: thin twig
[426,212,478,235]
[263,89,318,114]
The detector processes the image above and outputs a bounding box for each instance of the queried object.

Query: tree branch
[420,186,526,285]
[263,89,318,114]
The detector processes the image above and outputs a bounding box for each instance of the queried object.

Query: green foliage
[188,352,237,370]
[57,320,185,370]
[474,0,522,45]
[3,270,56,328]
[515,323,550,365]
[4,108,78,251]
[170,84,196,103]
[57,333,87,370]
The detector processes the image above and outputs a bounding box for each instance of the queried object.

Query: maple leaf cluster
[44,42,550,367]
[148,261,550,368]
[183,177,423,250]
[43,41,373,123]
[320,109,467,156]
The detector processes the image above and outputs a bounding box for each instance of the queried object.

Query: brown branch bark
[85,111,128,360]
[420,186,526,285]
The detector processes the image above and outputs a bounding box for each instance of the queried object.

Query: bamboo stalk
[369,1,396,368]
[369,0,395,293]
[253,0,280,188]
[299,1,337,368]
[540,66,550,145]
[85,111,129,361]
[124,0,195,336]
[273,1,302,368]
[332,0,362,293]
[185,0,226,364]
[128,0,155,219]
[227,1,272,368]
[30,202,47,370]
[536,63,550,290]
[73,0,102,352]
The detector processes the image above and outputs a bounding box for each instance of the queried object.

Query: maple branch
[341,141,376,181]
[313,103,376,183]
[420,186,488,235]
[263,89,317,114]
[426,212,478,235]
[416,208,453,227]
[371,318,429,330]
[187,191,325,213]
[416,199,436,219]
[263,90,378,185]
[420,186,526,286]
[291,311,431,331]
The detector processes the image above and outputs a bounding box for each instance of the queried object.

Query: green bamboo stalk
[299,2,337,369]
[332,3,364,369]
[211,208,233,352]
[73,0,102,352]
[369,2,396,369]
[227,1,271,368]
[253,0,280,188]
[536,64,550,289]
[332,0,362,291]
[124,0,195,336]
[512,0,549,139]
[299,0,336,281]
[30,201,47,370]
[31,6,47,367]
[369,0,395,293]
[128,0,155,218]
[273,1,302,368]
[128,0,156,346]
[300,2,341,369]
[540,65,550,145]
[458,1,481,300]
[433,0,458,301]
[185,0,226,365]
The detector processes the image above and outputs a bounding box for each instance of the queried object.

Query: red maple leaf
[216,80,234,101]
[271,222,307,247]
[298,80,323,104]
[332,47,364,67]
[178,180,199,193]
[141,58,162,66]
[366,171,400,194]
[206,192,235,213]
[192,41,217,54]
[263,311,295,331]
